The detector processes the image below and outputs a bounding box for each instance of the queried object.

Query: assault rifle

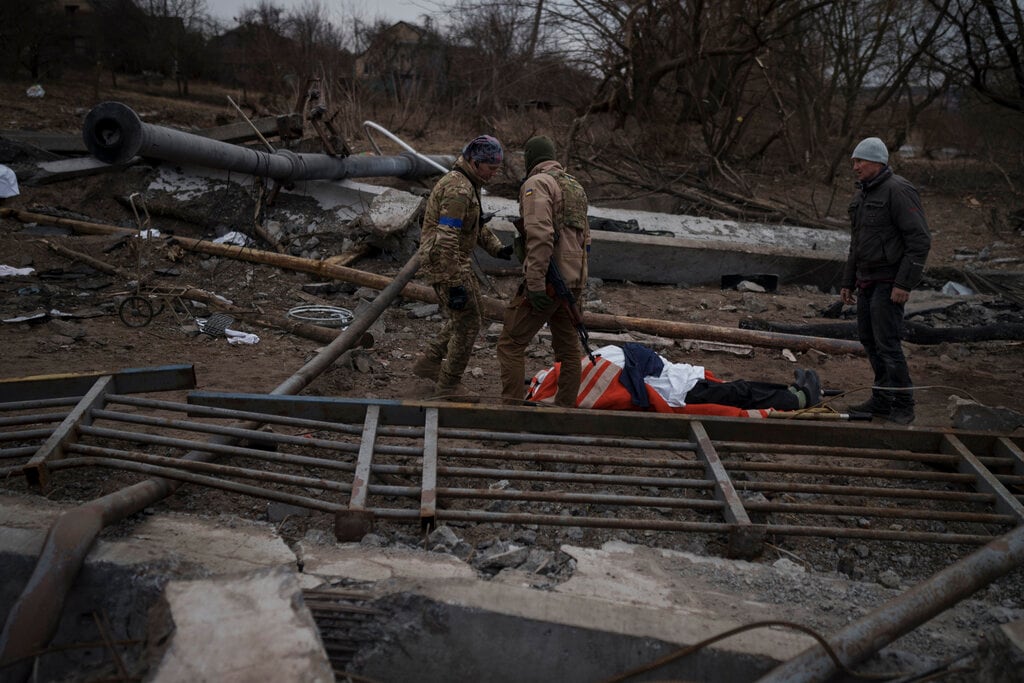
[513,218,596,365]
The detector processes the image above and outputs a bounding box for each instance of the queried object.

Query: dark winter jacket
[842,167,931,291]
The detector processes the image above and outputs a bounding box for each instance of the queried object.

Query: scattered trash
[2,310,48,324]
[781,348,797,362]
[138,228,162,239]
[224,328,259,345]
[736,280,766,293]
[25,84,44,98]
[213,231,254,246]
[197,313,235,337]
[0,164,20,198]
[0,265,35,277]
[941,281,974,296]
[287,304,353,328]
[721,273,779,292]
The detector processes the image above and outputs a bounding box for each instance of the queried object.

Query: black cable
[599,619,905,683]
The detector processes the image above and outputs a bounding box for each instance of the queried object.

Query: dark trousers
[685,379,799,410]
[857,282,913,408]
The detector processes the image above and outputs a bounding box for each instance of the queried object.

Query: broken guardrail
[82,101,453,181]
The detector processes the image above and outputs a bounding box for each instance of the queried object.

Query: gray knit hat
[851,137,889,164]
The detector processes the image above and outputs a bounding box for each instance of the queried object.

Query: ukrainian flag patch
[524,189,534,197]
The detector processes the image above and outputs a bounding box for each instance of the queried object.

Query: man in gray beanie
[840,137,931,425]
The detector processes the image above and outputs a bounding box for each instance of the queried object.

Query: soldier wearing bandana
[414,135,514,400]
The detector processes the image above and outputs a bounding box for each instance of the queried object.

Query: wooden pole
[5,207,865,355]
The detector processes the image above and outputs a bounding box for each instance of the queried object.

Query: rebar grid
[3,390,1021,553]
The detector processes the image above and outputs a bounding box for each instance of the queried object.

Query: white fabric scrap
[213,231,253,246]
[0,265,34,277]
[591,344,705,407]
[225,328,259,345]
[0,165,19,199]
[138,228,162,239]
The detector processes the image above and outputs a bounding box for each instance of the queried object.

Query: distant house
[207,23,296,88]
[54,0,99,59]
[354,21,448,100]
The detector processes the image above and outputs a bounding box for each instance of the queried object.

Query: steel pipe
[757,522,1024,682]
[83,101,451,180]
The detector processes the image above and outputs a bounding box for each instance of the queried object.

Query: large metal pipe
[756,521,1024,683]
[0,254,422,681]
[82,101,452,180]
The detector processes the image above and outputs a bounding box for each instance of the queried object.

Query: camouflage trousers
[426,280,483,389]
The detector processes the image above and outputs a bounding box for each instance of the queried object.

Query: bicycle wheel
[119,295,154,327]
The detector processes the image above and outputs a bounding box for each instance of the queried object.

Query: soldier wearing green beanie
[497,136,591,407]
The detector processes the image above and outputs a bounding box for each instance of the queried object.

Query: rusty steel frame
[5,390,1021,554]
[0,256,422,682]
[4,380,1024,680]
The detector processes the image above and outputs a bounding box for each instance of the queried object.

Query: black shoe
[887,404,915,425]
[849,397,892,416]
[794,368,821,407]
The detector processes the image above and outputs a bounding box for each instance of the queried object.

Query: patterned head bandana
[462,135,504,165]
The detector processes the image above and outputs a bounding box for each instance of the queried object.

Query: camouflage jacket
[519,160,590,292]
[418,157,505,286]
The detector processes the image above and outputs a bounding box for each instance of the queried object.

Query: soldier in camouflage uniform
[497,135,591,407]
[414,135,514,399]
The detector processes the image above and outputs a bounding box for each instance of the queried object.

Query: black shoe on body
[794,368,822,407]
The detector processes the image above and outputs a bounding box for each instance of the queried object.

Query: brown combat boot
[430,380,480,404]
[411,353,442,381]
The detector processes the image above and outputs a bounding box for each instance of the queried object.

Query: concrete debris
[974,619,1024,682]
[737,280,767,293]
[150,567,333,683]
[948,395,1024,431]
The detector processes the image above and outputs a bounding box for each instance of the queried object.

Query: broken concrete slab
[0,493,301,681]
[355,187,424,240]
[133,164,850,289]
[948,396,1024,432]
[149,566,333,683]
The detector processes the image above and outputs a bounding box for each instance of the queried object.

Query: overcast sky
[205,0,439,26]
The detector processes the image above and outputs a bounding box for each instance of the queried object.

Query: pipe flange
[82,102,144,164]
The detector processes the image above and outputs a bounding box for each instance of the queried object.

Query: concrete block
[150,566,333,683]
[949,396,1024,431]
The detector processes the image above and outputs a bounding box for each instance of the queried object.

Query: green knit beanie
[524,136,556,173]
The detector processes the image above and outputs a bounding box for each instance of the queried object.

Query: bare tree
[927,0,1024,112]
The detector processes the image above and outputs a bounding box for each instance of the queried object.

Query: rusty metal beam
[420,407,439,527]
[0,364,195,402]
[944,433,1024,522]
[22,375,112,491]
[689,421,763,558]
[757,522,1024,683]
[349,405,379,511]
[996,436,1024,476]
